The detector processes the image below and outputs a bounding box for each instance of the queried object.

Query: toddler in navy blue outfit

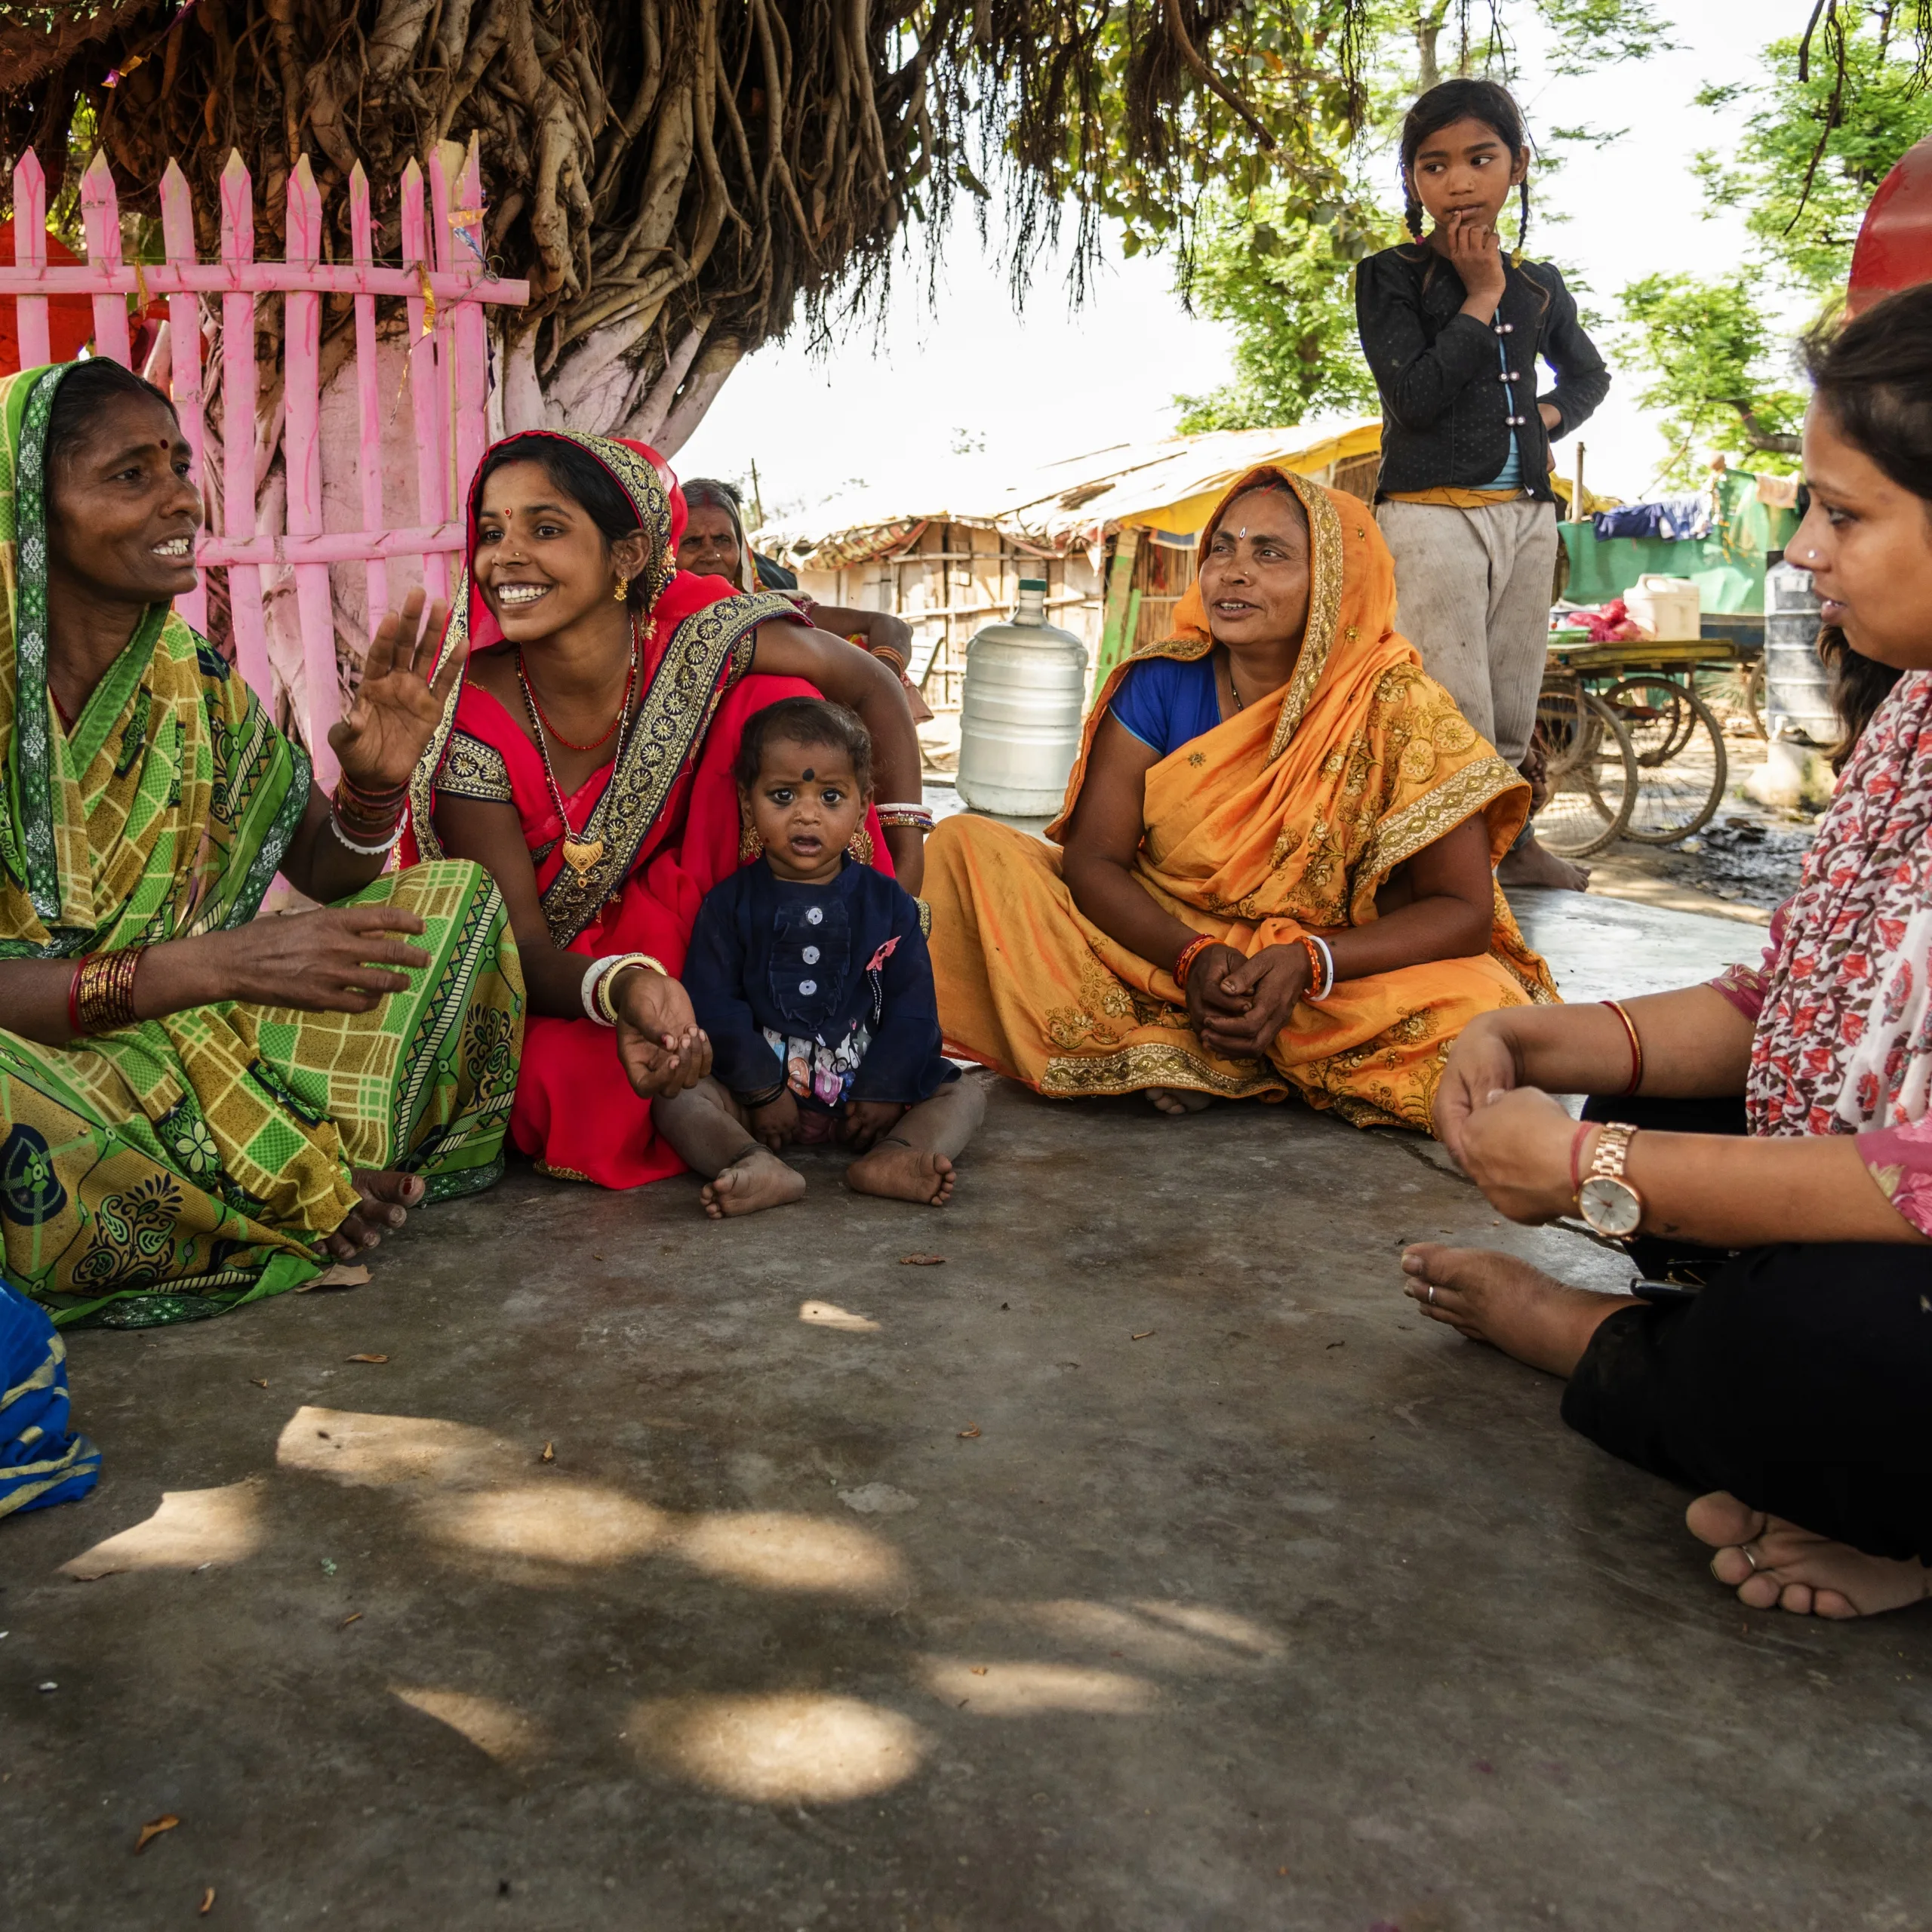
[657,697,984,1217]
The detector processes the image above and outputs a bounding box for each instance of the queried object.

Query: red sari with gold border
[404,431,890,1186]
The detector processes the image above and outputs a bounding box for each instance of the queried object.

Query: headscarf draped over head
[1049,466,1540,922]
[0,361,306,958]
[405,428,804,927]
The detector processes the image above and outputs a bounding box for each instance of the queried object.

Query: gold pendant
[561,836,605,878]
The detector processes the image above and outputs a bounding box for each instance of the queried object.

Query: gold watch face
[1579,1174,1642,1238]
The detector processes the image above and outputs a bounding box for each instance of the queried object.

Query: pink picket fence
[0,140,528,788]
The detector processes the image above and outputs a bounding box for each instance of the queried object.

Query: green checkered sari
[0,363,525,1326]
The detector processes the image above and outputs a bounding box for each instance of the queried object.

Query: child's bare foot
[1687,1491,1932,1619]
[846,1140,956,1206]
[1401,1244,1626,1377]
[701,1147,806,1219]
[1145,1086,1214,1117]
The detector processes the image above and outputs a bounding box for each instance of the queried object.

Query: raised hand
[328,588,460,793]
[1444,208,1507,310]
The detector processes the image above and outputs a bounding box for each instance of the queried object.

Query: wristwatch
[1577,1121,1643,1237]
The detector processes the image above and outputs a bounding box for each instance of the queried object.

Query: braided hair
[1398,77,1533,260]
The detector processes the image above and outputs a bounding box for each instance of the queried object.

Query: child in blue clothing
[658,697,985,1217]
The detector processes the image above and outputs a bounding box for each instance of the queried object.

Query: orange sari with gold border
[924,472,1556,1131]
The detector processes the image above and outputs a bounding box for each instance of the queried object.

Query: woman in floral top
[1400,285,1932,1620]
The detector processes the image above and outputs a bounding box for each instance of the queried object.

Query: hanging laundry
[1592,497,1711,542]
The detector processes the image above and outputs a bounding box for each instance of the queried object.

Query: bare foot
[325,1169,426,1261]
[701,1146,807,1220]
[1687,1491,1932,1619]
[1145,1086,1214,1117]
[1499,832,1591,892]
[1401,1244,1626,1377]
[846,1140,956,1206]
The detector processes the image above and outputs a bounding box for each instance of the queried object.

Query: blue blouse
[1106,655,1224,758]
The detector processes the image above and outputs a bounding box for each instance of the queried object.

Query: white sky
[677,1,1814,519]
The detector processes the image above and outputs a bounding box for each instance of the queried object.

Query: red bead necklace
[515,617,640,752]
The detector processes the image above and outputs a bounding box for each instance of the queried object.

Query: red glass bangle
[1570,1120,1594,1201]
[1602,999,1644,1096]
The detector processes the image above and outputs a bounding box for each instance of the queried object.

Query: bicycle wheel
[1532,680,1637,857]
[1603,674,1727,844]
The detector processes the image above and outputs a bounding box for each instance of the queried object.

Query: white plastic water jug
[1625,574,1700,641]
[955,578,1089,816]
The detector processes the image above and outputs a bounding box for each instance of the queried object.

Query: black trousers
[1560,1094,1932,1564]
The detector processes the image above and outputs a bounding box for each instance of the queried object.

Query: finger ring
[1427,1284,1438,1306]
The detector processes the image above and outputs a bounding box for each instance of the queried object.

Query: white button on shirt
[805,906,823,925]
[799,980,817,996]
[802,946,820,964]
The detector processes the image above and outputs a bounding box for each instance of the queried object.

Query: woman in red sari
[405,430,925,1188]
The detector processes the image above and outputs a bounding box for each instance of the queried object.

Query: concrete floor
[6,893,1930,1932]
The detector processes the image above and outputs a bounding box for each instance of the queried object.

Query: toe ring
[1427,1284,1438,1306]
[1738,1543,1760,1574]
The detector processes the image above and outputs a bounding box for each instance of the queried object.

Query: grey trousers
[1375,497,1558,768]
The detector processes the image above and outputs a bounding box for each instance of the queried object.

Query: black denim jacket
[1354,244,1610,503]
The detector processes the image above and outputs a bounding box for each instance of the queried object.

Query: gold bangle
[74,944,147,1034]
[595,952,669,1025]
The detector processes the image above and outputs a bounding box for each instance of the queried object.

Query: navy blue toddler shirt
[685,857,958,1111]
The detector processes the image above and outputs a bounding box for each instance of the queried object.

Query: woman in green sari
[0,358,524,1327]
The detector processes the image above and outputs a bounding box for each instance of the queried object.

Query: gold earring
[613,576,629,602]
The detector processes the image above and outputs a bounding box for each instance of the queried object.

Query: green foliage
[1694,17,1932,300]
[1616,8,1932,484]
[1175,194,1383,430]
[1616,273,1805,486]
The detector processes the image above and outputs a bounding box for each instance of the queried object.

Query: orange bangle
[1173,935,1214,989]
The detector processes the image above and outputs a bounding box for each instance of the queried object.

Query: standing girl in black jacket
[1355,78,1610,891]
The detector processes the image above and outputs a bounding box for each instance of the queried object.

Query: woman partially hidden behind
[924,469,1555,1130]
[0,358,522,1327]
[1406,287,1932,1619]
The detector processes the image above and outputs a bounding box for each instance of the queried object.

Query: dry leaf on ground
[304,1263,371,1291]
[345,1352,389,1364]
[971,1666,989,1676]
[540,1441,555,1463]
[134,1814,179,1854]
[337,1612,362,1630]
[250,1379,269,1389]
[957,1426,980,1439]
[1131,1331,1155,1341]
[900,1254,945,1266]
[198,1885,216,1915]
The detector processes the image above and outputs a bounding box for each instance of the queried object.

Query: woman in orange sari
[924,468,1555,1131]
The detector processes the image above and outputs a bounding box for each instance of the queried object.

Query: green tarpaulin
[1558,470,1799,616]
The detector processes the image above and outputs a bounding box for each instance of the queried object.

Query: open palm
[328,589,460,790]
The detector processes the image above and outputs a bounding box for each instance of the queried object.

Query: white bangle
[1304,933,1336,1004]
[580,955,623,1026]
[329,811,404,857]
